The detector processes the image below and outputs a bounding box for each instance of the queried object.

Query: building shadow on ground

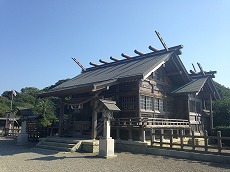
[0,137,57,156]
[26,154,99,161]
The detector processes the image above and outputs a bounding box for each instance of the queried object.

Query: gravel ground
[1,137,230,172]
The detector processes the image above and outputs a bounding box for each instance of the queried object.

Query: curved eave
[38,84,94,98]
[38,79,121,98]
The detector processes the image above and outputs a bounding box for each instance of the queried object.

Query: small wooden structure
[39,33,220,142]
[16,108,44,141]
[0,116,20,136]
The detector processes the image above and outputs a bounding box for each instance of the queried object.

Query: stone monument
[17,120,28,145]
[16,108,33,145]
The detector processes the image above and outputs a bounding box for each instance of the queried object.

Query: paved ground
[1,137,230,172]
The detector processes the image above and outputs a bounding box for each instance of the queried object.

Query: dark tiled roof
[171,77,208,94]
[50,51,174,93]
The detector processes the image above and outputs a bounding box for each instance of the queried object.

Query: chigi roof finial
[71,57,86,72]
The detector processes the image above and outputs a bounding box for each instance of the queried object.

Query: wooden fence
[150,129,230,155]
[113,117,189,128]
[9,127,21,136]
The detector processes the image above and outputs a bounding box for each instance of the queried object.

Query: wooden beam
[155,31,168,51]
[89,62,100,67]
[121,53,132,59]
[190,71,217,79]
[205,71,217,75]
[110,56,120,62]
[192,63,197,73]
[134,49,144,56]
[190,70,197,74]
[197,63,205,75]
[99,59,109,64]
[148,45,159,52]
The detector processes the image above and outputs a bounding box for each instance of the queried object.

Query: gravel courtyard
[0,137,230,172]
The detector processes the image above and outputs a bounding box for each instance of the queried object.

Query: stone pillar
[141,127,146,142]
[103,116,111,139]
[17,121,28,145]
[128,127,132,141]
[99,112,116,158]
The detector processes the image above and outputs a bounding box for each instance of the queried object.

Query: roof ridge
[85,45,183,72]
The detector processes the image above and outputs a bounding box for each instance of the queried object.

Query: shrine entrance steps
[36,137,99,153]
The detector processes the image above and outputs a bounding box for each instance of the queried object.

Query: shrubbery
[213,126,230,146]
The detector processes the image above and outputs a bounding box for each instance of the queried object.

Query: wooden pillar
[210,94,213,131]
[150,128,153,146]
[160,129,163,147]
[176,129,179,139]
[116,128,120,140]
[217,131,222,153]
[128,126,133,141]
[58,98,65,137]
[137,81,141,118]
[169,129,173,149]
[187,95,191,134]
[204,130,208,152]
[191,130,195,151]
[91,94,99,139]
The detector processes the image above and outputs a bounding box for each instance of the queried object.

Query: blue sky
[0,1,230,94]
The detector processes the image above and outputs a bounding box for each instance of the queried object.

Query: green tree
[2,91,14,99]
[43,79,70,91]
[34,97,58,127]
[21,87,40,96]
[0,96,11,116]
[213,82,230,127]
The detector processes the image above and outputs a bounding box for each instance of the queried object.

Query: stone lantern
[16,108,32,145]
[96,99,120,158]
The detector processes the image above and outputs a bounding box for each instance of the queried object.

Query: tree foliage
[0,81,66,127]
[0,96,11,116]
[213,82,230,127]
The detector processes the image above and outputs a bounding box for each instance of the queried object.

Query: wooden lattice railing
[112,117,189,128]
[150,129,230,155]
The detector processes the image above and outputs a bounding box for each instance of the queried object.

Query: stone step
[36,137,99,153]
[45,138,80,144]
[37,144,72,152]
[36,138,81,152]
[43,141,75,148]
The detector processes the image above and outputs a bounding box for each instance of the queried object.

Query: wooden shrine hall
[39,31,220,141]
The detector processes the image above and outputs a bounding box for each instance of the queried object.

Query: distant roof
[172,77,208,94]
[16,108,34,116]
[40,47,186,97]
[171,77,221,100]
